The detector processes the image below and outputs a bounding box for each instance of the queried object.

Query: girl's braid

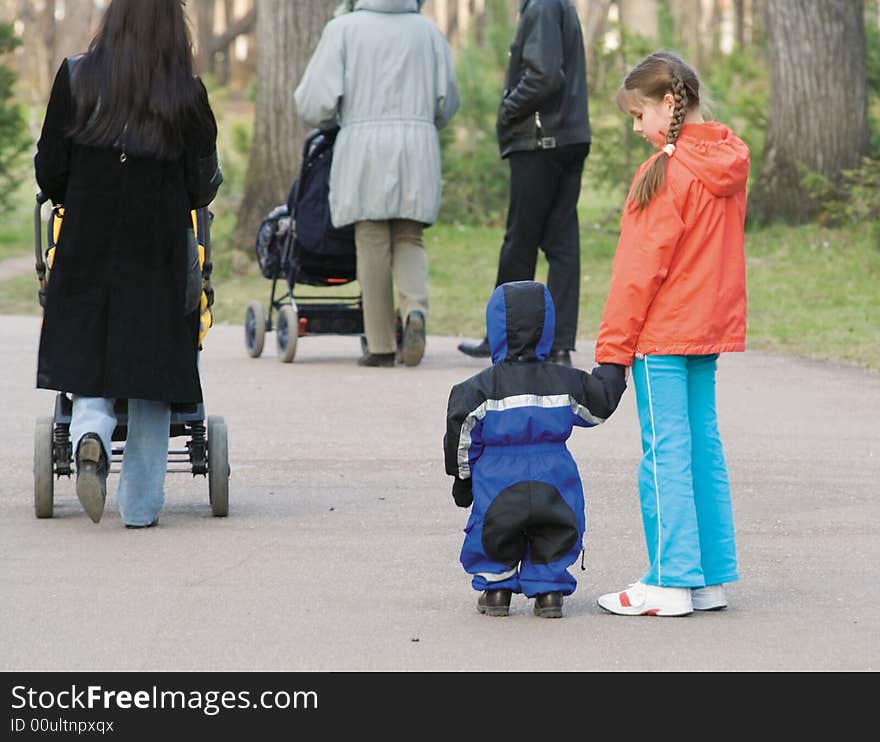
[667,73,688,145]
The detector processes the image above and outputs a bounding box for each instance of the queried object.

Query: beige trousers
[354,219,429,354]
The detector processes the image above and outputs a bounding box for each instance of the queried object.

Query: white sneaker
[691,584,728,611]
[597,581,693,617]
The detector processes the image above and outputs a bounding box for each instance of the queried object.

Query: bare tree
[194,0,216,76]
[187,0,255,79]
[617,0,658,41]
[749,0,870,224]
[234,0,336,247]
[579,0,612,57]
[53,0,96,62]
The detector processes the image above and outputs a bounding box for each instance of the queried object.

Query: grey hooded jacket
[294,0,459,228]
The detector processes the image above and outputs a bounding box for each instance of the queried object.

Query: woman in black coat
[35,0,221,526]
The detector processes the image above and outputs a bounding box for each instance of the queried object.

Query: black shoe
[477,589,512,617]
[547,349,572,367]
[400,311,426,367]
[458,337,490,358]
[75,433,108,524]
[125,519,159,529]
[357,352,395,367]
[533,591,564,618]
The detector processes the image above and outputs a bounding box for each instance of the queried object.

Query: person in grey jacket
[295,0,459,368]
[457,0,590,367]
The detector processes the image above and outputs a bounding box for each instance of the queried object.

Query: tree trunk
[733,0,748,46]
[580,0,611,60]
[53,0,96,62]
[234,0,337,249]
[749,0,870,224]
[617,0,658,41]
[194,0,216,77]
[667,0,716,70]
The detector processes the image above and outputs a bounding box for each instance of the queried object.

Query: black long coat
[35,59,219,403]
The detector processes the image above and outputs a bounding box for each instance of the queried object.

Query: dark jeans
[494,143,589,351]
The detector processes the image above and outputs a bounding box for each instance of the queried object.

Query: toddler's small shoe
[691,584,727,611]
[597,581,693,617]
[477,588,512,617]
[533,591,564,618]
[75,433,108,524]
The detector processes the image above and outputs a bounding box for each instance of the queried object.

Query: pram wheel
[34,416,55,518]
[276,304,299,363]
[207,415,229,517]
[245,300,266,358]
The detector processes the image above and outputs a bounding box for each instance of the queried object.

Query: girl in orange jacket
[594,52,750,617]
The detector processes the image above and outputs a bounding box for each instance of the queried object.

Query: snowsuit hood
[672,121,750,198]
[486,281,555,364]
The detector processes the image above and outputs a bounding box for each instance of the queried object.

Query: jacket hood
[355,0,421,12]
[486,281,555,364]
[672,121,750,198]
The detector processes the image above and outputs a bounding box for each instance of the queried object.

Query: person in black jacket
[445,281,625,618]
[458,0,590,367]
[34,0,221,527]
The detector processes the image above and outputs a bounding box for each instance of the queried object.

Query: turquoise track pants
[632,354,739,588]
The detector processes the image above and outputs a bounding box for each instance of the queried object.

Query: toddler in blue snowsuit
[444,281,627,618]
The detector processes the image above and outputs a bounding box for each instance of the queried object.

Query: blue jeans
[71,397,170,526]
[632,355,739,588]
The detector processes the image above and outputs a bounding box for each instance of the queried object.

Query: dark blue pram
[244,128,363,362]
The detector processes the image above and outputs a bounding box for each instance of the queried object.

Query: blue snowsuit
[444,281,626,597]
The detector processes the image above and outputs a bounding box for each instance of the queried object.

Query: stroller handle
[33,194,215,312]
[34,193,50,307]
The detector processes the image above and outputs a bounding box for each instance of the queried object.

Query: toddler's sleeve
[571,363,627,427]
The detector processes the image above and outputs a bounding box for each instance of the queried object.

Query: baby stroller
[244,127,365,363]
[32,193,231,519]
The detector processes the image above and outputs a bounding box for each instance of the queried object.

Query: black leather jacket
[496,0,590,158]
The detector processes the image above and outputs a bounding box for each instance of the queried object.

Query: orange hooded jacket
[595,121,750,366]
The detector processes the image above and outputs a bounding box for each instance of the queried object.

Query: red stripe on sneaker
[644,609,660,615]
[619,591,631,607]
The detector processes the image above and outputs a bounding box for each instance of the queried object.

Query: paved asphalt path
[1,315,878,672]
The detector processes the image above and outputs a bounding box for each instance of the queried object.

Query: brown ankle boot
[75,433,108,524]
[533,591,564,618]
[477,588,512,617]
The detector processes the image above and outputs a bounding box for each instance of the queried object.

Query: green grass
[0,179,40,261]
[743,221,880,368]
[2,182,878,370]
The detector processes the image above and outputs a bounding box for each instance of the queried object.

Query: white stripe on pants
[631,355,739,587]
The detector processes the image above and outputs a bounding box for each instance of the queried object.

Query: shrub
[438,0,513,226]
[801,156,880,228]
[0,24,28,212]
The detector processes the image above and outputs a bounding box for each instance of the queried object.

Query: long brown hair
[618,51,701,210]
[68,0,201,159]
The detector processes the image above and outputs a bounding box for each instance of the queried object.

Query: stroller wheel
[207,416,229,517]
[244,300,266,358]
[276,304,299,363]
[34,417,55,519]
